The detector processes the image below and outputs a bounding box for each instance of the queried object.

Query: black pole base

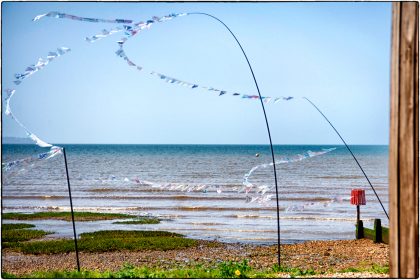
[63,147,81,272]
[356,220,364,239]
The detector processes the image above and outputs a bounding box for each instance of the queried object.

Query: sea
[1,144,389,244]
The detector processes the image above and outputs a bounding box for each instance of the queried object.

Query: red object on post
[351,189,366,205]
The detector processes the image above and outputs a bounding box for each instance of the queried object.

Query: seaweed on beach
[112,217,160,225]
[2,229,52,243]
[2,223,35,230]
[4,230,195,254]
[2,212,136,222]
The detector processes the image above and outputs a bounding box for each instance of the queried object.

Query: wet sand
[2,238,389,277]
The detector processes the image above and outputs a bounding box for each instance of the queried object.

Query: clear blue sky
[2,2,392,145]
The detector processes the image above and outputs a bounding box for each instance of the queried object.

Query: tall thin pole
[62,147,81,272]
[303,97,389,220]
[188,12,281,267]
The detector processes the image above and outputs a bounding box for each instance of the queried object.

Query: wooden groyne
[356,219,389,244]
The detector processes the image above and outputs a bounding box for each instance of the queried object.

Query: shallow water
[2,144,389,244]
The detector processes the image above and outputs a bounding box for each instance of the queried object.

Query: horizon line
[2,142,390,146]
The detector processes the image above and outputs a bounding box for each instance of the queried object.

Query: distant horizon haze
[2,137,389,146]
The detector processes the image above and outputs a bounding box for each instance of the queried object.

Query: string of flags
[86,26,124,43]
[4,47,71,148]
[12,47,71,86]
[5,12,136,150]
[285,196,346,212]
[111,13,294,103]
[5,11,296,150]
[2,146,62,173]
[84,13,186,42]
[2,147,338,207]
[241,148,336,203]
[242,148,336,188]
[32,11,133,24]
[93,148,336,205]
[37,11,295,104]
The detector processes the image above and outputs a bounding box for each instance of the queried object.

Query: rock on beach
[2,239,389,277]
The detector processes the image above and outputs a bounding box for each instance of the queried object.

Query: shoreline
[2,237,389,278]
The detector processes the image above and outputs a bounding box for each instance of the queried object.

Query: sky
[2,2,392,145]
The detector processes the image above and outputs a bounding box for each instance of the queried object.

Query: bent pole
[63,147,81,271]
[303,97,389,220]
[187,12,282,266]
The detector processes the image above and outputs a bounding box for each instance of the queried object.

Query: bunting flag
[4,47,71,148]
[285,196,346,212]
[92,174,221,194]
[241,148,337,203]
[33,11,133,24]
[36,11,295,103]
[86,27,124,43]
[2,146,63,173]
[12,47,70,85]
[242,148,336,188]
[109,13,294,103]
[63,148,334,204]
[4,89,16,116]
[2,147,336,206]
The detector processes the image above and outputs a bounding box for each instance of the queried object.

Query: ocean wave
[170,206,277,211]
[228,214,366,222]
[187,222,227,226]
[2,195,245,201]
[88,195,244,201]
[2,195,67,200]
[311,175,364,179]
[152,227,278,233]
[2,194,350,203]
[1,206,150,214]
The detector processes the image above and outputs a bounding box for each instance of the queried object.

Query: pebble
[2,239,389,277]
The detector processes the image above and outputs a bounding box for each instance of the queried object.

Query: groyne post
[374,219,382,243]
[356,220,364,239]
[355,219,389,244]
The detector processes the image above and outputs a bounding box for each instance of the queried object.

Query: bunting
[86,27,124,43]
[285,196,346,212]
[34,11,295,103]
[109,13,294,103]
[4,47,71,148]
[12,47,70,85]
[33,11,133,24]
[2,146,63,172]
[241,148,337,203]
[3,146,337,206]
[243,148,336,188]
